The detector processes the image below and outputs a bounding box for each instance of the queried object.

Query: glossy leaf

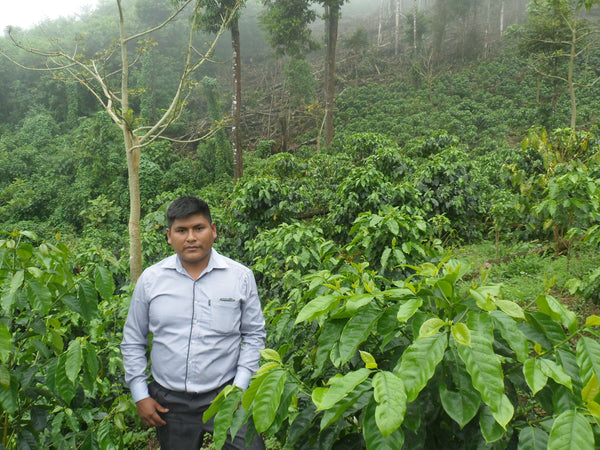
[457,328,504,413]
[396,298,422,322]
[419,318,446,338]
[548,409,594,450]
[94,266,115,301]
[213,388,244,449]
[0,322,11,364]
[295,294,339,324]
[65,339,82,383]
[360,350,378,369]
[372,371,407,437]
[479,404,505,443]
[253,368,286,433]
[576,337,600,387]
[451,322,471,347]
[314,368,372,411]
[536,294,577,334]
[338,304,382,364]
[518,426,549,450]
[491,310,529,362]
[363,398,405,450]
[439,382,480,429]
[397,333,447,402]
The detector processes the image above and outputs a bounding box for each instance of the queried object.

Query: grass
[458,239,600,320]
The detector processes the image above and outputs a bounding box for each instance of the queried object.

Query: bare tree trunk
[500,0,505,37]
[324,3,339,147]
[378,0,384,47]
[568,17,578,129]
[125,132,142,282]
[231,17,243,181]
[118,0,143,282]
[412,0,417,51]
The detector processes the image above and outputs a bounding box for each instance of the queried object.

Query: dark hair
[167,196,212,228]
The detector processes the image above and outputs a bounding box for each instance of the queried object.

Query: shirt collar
[167,248,229,277]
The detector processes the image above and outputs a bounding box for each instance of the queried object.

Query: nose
[185,229,197,241]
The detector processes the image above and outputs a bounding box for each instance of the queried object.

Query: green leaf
[491,394,514,429]
[494,299,525,319]
[397,333,447,402]
[319,379,371,430]
[363,397,405,449]
[419,318,446,338]
[457,328,504,413]
[77,280,99,322]
[65,339,82,383]
[470,288,495,311]
[479,404,505,444]
[338,304,382,364]
[204,385,234,422]
[260,348,282,363]
[360,351,378,370]
[536,294,577,334]
[439,382,480,429]
[396,298,422,322]
[548,409,594,450]
[538,358,572,391]
[451,322,471,347]
[213,388,243,449]
[314,368,372,411]
[94,266,115,301]
[1,269,23,311]
[0,322,12,364]
[372,371,407,437]
[517,425,549,449]
[491,311,529,363]
[343,293,376,314]
[524,359,548,395]
[253,368,286,433]
[0,376,18,414]
[0,364,10,389]
[56,356,76,405]
[577,337,600,387]
[27,278,52,315]
[83,341,99,382]
[295,294,339,324]
[314,319,345,376]
[585,315,600,327]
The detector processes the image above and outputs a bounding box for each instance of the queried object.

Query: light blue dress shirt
[121,249,266,403]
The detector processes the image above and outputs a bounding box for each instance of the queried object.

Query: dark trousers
[149,381,265,450]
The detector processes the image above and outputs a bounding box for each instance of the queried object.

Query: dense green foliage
[1,0,600,448]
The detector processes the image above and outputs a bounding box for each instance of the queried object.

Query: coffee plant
[206,252,600,448]
[0,230,144,449]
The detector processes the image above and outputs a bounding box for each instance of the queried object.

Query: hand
[136,397,169,427]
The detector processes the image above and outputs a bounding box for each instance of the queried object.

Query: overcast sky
[1,0,100,33]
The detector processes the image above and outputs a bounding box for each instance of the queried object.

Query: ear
[166,227,172,244]
[211,222,217,239]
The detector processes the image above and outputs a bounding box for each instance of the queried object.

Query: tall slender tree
[198,0,245,181]
[2,0,234,281]
[261,0,347,147]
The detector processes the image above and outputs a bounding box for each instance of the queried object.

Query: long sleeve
[120,277,151,403]
[234,271,266,390]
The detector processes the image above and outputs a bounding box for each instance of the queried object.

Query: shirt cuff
[233,367,253,390]
[130,381,150,403]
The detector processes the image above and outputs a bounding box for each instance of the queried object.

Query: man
[121,196,266,449]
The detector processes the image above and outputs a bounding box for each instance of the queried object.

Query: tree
[197,0,245,181]
[2,0,235,282]
[513,0,600,129]
[260,0,347,148]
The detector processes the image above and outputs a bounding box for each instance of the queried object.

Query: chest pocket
[211,298,242,333]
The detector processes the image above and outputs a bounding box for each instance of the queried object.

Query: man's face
[166,213,217,272]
